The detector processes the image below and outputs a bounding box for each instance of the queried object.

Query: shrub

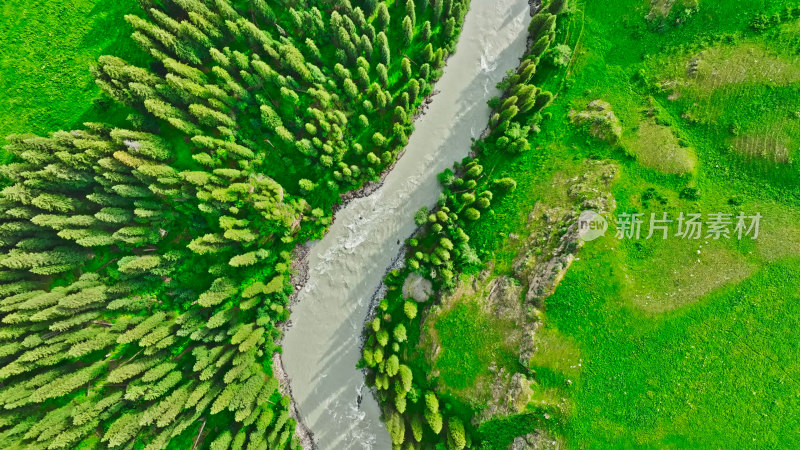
[414,206,429,226]
[679,187,701,201]
[464,208,481,221]
[403,301,418,320]
[299,178,314,192]
[549,44,572,67]
[438,168,455,186]
[494,177,517,192]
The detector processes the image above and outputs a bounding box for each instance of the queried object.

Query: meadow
[0,0,146,141]
[442,0,800,447]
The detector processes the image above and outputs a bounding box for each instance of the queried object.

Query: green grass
[0,0,146,142]
[431,297,521,394]
[440,0,800,446]
[625,119,697,174]
[650,34,800,164]
[548,252,800,448]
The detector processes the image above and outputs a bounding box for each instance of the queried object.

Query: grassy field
[425,0,800,446]
[430,298,522,393]
[0,0,145,143]
[547,235,800,447]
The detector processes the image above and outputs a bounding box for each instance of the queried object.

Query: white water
[282,1,532,447]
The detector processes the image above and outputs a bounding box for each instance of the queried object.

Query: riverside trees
[361,1,564,447]
[0,0,471,448]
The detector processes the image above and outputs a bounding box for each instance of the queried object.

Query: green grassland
[431,298,522,392]
[0,0,146,141]
[425,0,800,447]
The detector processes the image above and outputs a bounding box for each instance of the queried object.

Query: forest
[0,0,470,448]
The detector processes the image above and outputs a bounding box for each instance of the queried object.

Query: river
[281,0,533,447]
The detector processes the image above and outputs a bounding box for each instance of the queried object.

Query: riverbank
[280,0,535,447]
[275,244,314,449]
[274,80,441,450]
[272,53,444,450]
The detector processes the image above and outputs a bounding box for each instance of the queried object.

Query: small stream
[282,1,533,447]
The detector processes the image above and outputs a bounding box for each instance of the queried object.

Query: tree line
[360,1,568,448]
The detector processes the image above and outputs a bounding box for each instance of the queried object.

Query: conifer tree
[0,0,478,446]
[376,3,390,30]
[402,16,414,46]
[377,31,391,65]
[406,0,417,27]
[421,20,432,42]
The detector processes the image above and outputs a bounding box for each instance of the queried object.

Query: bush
[549,44,572,67]
[438,168,455,186]
[494,177,517,192]
[393,324,407,342]
[464,208,481,221]
[679,187,701,201]
[475,197,491,209]
[414,206,429,226]
[465,164,483,178]
[299,179,314,192]
[728,195,744,206]
[404,301,418,320]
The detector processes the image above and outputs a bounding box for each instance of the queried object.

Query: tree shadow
[71,0,151,130]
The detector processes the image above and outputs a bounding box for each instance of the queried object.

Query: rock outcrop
[478,367,535,423]
[569,99,623,144]
[514,160,617,308]
[509,430,561,450]
[483,276,523,319]
[419,163,617,429]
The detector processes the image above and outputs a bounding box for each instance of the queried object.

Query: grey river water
[282,0,533,447]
